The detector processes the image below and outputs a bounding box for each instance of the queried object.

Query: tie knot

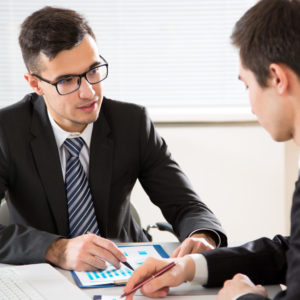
[64,137,84,158]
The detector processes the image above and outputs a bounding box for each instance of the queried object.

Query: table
[55,242,282,299]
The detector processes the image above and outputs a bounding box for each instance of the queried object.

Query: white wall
[131,121,299,245]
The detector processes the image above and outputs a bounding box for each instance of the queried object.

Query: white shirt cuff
[189,228,221,248]
[188,253,208,285]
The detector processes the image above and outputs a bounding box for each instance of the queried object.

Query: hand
[123,256,195,299]
[217,274,268,300]
[45,233,127,271]
[171,232,216,258]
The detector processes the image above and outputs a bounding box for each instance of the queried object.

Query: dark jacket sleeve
[238,294,271,300]
[137,107,227,245]
[238,290,287,299]
[206,178,300,300]
[202,235,289,287]
[0,224,60,264]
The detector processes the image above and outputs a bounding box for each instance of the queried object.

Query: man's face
[32,35,103,132]
[239,62,293,142]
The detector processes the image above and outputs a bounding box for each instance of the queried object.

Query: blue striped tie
[64,137,100,237]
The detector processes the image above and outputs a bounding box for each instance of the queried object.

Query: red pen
[121,261,176,298]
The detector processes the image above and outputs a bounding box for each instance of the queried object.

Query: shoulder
[101,97,149,125]
[0,93,38,120]
[0,93,40,136]
[102,97,145,115]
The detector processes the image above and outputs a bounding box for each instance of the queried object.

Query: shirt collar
[47,110,93,149]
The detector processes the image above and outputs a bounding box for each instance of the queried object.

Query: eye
[89,66,100,75]
[58,77,73,85]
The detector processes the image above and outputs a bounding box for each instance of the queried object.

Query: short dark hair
[231,0,300,87]
[19,6,96,73]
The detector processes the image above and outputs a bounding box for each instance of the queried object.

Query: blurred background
[1,0,298,245]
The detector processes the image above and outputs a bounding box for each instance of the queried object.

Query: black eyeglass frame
[31,55,108,96]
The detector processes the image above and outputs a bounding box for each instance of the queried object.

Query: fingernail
[121,254,126,261]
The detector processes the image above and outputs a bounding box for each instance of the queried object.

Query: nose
[78,77,95,99]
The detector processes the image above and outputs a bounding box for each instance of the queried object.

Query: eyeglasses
[32,55,108,95]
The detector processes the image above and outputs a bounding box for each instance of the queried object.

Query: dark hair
[231,0,300,87]
[19,6,96,73]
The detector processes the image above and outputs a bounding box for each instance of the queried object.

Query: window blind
[0,0,256,111]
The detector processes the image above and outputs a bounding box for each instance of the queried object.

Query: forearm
[0,224,60,264]
[203,236,288,287]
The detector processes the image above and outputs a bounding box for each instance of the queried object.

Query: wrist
[45,238,66,266]
[181,255,196,282]
[191,232,217,248]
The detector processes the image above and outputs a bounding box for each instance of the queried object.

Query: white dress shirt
[47,111,93,180]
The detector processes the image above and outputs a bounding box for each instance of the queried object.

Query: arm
[124,235,289,299]
[213,178,300,300]
[203,235,289,287]
[0,223,60,264]
[138,107,227,247]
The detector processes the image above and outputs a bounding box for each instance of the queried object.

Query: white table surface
[54,242,282,299]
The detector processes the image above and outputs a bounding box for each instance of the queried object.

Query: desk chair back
[130,203,177,242]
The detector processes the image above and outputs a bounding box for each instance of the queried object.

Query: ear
[24,73,44,96]
[269,63,288,95]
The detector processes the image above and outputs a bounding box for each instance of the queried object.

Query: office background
[0,0,298,245]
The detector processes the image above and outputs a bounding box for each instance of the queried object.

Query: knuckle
[146,257,156,264]
[182,237,193,245]
[234,273,244,280]
[94,258,107,269]
[223,279,231,287]
[101,238,113,248]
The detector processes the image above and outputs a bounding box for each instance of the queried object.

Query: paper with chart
[71,244,168,288]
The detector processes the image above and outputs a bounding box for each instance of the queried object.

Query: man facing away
[0,6,227,271]
[124,0,300,299]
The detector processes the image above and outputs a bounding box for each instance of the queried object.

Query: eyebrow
[53,60,101,82]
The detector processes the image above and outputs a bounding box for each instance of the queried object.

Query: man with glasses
[0,6,227,271]
[31,55,108,97]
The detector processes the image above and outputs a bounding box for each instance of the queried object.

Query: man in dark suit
[0,6,227,271]
[124,0,300,299]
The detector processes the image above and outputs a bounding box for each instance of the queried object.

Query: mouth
[78,100,98,112]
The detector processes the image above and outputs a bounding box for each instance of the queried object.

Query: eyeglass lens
[57,65,108,95]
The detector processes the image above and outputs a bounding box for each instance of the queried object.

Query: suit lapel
[30,97,69,236]
[89,110,113,237]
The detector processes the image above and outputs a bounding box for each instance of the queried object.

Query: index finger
[90,235,127,262]
[124,257,169,295]
[170,245,180,258]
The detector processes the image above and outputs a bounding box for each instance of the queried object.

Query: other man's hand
[217,274,268,300]
[124,256,195,299]
[171,232,216,258]
[45,233,127,271]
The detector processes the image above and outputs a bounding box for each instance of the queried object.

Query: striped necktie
[64,137,100,237]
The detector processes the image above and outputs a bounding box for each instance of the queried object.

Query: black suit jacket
[0,93,226,264]
[202,177,300,300]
